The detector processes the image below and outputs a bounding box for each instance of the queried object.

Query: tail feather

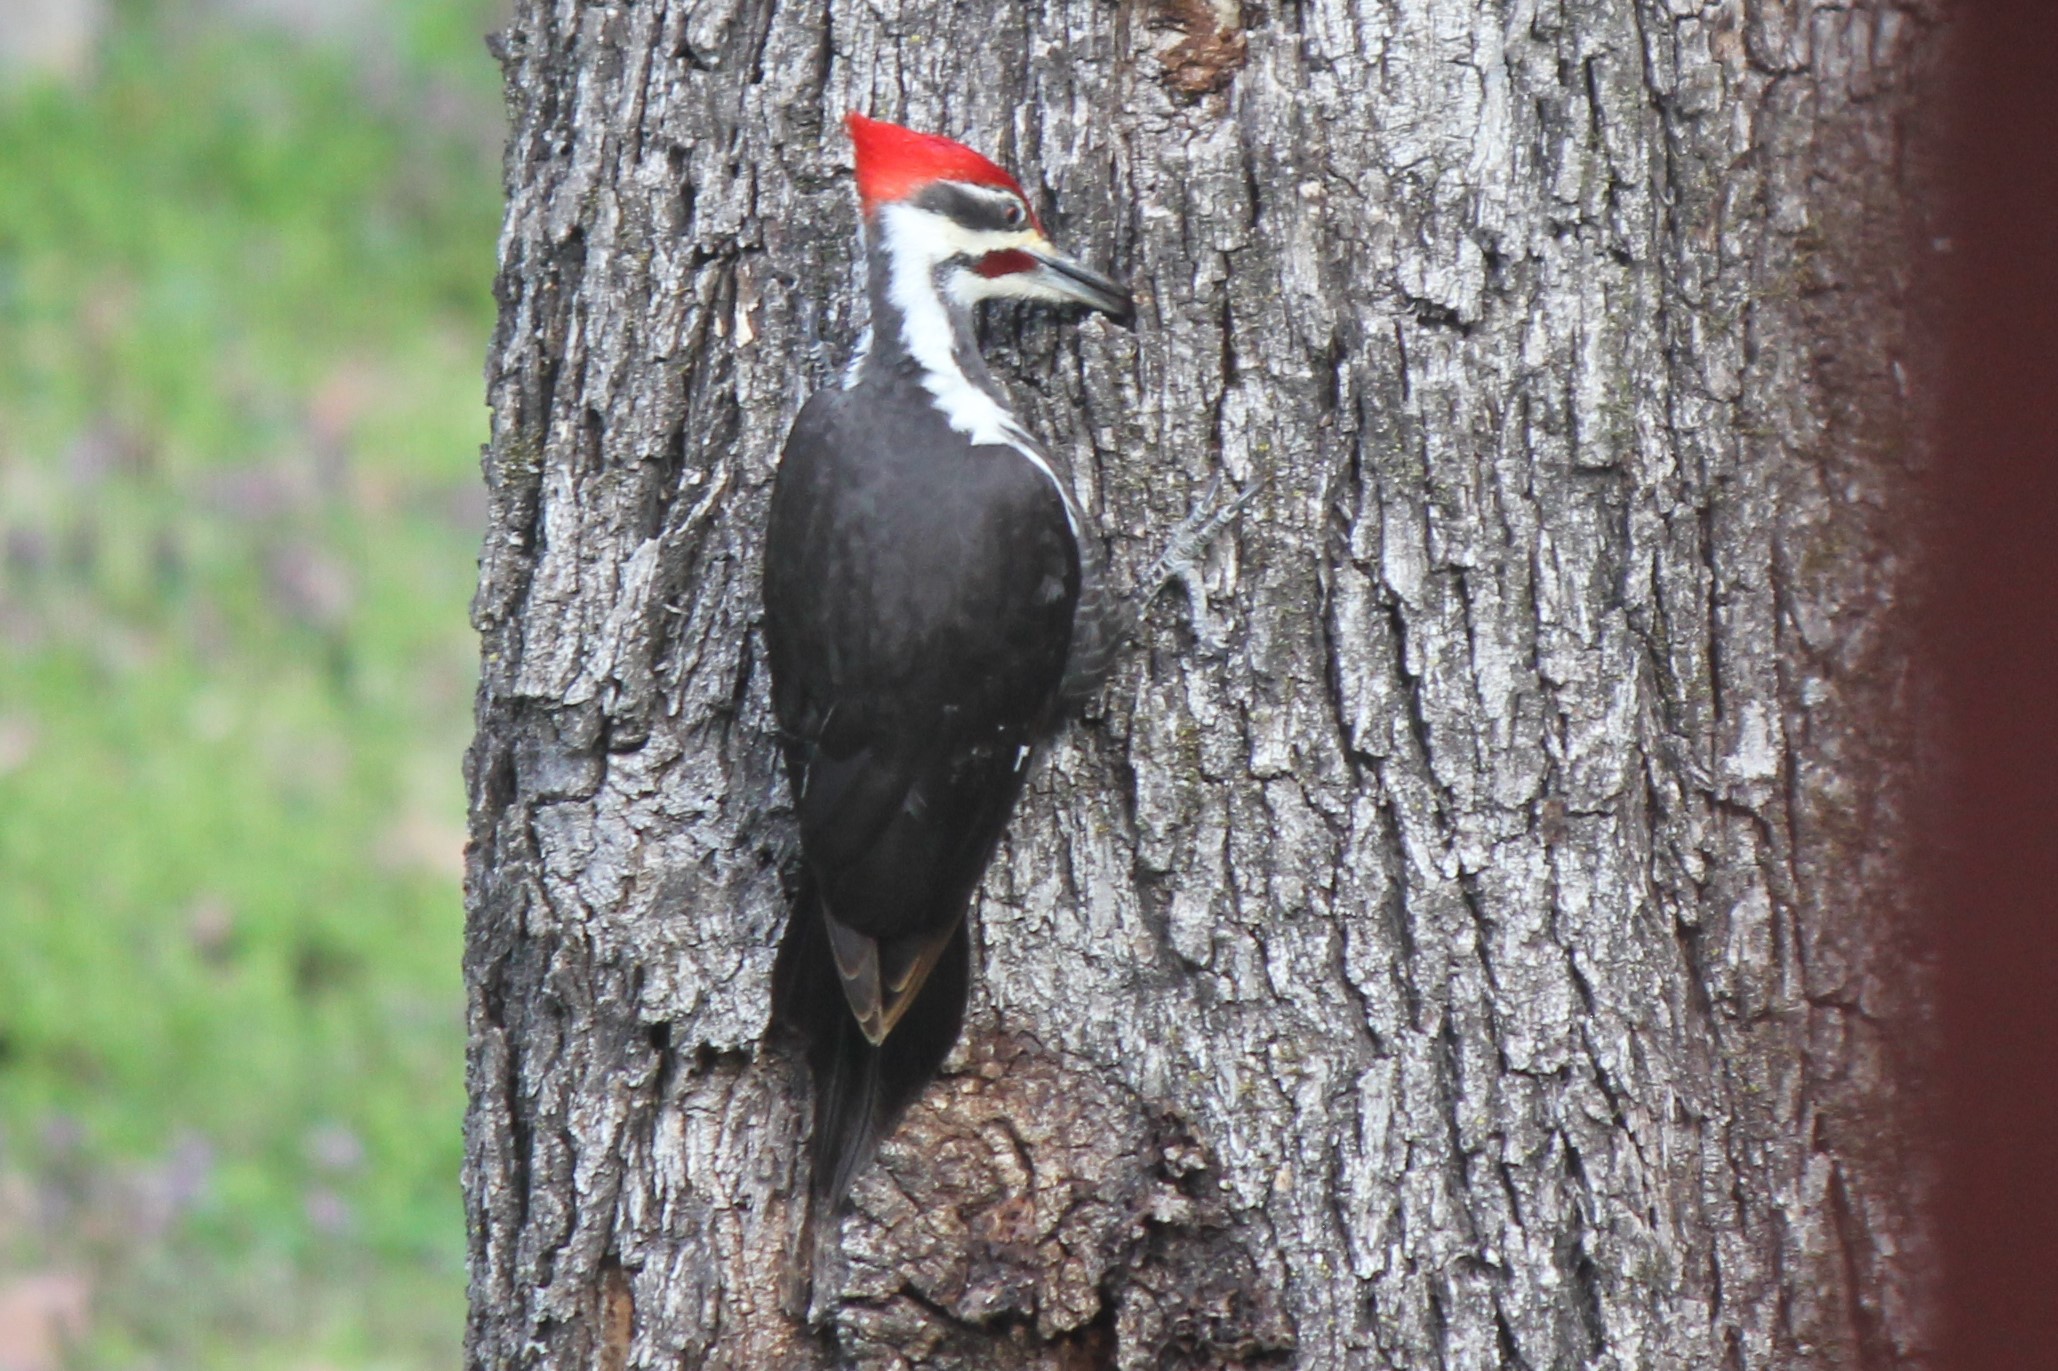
[773,877,970,1206]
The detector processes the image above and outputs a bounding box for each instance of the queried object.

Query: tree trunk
[463,2,1939,1367]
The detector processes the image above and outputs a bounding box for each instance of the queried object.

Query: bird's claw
[1142,473,1262,602]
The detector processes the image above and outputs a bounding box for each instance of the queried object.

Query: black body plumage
[764,252,1119,1207]
[764,118,1258,1215]
[764,118,1145,1209]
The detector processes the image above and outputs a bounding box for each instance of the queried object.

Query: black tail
[772,878,970,1207]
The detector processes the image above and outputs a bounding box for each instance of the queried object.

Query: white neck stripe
[867,203,1080,539]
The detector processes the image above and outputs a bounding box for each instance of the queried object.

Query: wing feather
[823,904,961,1046]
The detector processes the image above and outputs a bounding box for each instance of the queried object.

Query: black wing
[763,386,1078,1199]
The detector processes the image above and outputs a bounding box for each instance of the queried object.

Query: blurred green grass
[0,2,504,1364]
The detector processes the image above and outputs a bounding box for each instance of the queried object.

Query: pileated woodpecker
[765,114,1229,1206]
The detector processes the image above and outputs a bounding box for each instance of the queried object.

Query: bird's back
[763,377,1082,1202]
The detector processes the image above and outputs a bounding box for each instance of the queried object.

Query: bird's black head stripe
[911,180,1028,234]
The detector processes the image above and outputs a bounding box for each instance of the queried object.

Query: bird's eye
[1003,200,1027,228]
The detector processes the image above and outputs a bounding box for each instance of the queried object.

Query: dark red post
[1939,5,2058,1367]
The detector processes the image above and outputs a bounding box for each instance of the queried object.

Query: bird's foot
[1139,474,1261,653]
[1141,474,1262,601]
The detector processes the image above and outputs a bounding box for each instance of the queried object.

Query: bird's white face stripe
[867,201,1081,540]
[881,193,1041,262]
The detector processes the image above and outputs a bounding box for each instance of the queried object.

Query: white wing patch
[841,324,874,388]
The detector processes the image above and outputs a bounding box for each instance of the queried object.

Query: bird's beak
[1023,246,1136,328]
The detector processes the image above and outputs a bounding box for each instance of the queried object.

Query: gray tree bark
[463,1,1940,1367]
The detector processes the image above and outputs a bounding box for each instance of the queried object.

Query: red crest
[845,112,1032,219]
